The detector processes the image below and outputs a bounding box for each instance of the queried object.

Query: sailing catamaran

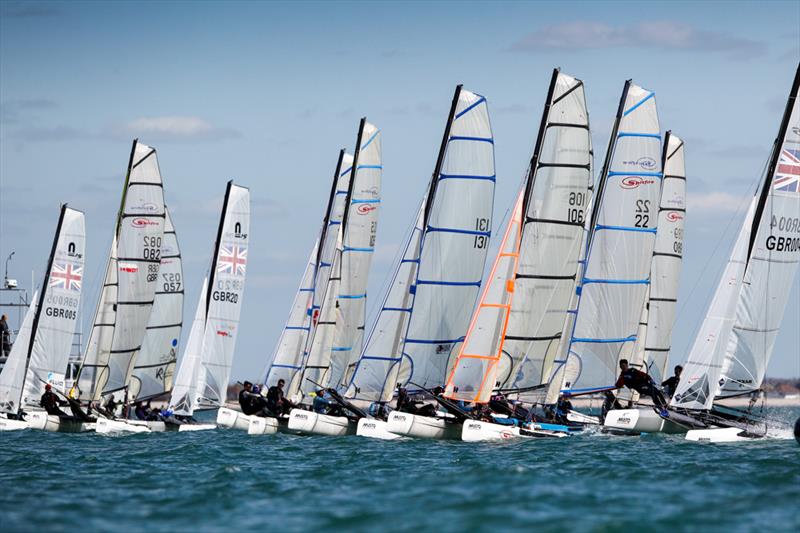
[442,69,594,441]
[155,180,251,432]
[0,206,85,431]
[551,80,663,426]
[331,85,495,440]
[284,119,385,436]
[234,154,350,432]
[30,140,167,432]
[667,65,799,443]
[602,132,688,435]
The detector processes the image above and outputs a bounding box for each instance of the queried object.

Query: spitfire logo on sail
[357,204,377,215]
[620,176,656,189]
[49,262,82,291]
[666,211,684,222]
[217,245,247,276]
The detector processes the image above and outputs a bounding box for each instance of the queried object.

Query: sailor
[266,379,293,416]
[0,314,10,359]
[134,401,148,420]
[238,381,269,416]
[40,384,68,417]
[661,365,683,398]
[555,395,574,424]
[103,396,119,417]
[312,389,342,416]
[615,359,668,415]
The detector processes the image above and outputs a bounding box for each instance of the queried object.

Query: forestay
[634,133,686,385]
[444,71,593,403]
[75,140,166,401]
[673,66,799,409]
[130,208,184,400]
[563,81,662,395]
[331,122,382,389]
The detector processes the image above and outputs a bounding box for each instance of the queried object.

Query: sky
[1,0,798,383]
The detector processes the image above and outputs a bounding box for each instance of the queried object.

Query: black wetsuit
[616,368,667,409]
[40,391,68,417]
[134,405,148,420]
[266,385,290,416]
[662,375,680,398]
[239,390,268,416]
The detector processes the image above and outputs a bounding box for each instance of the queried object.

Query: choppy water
[2,407,799,532]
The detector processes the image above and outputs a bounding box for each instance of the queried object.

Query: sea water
[2,406,798,532]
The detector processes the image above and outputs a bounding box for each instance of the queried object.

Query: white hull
[685,427,764,443]
[27,411,94,433]
[603,408,686,434]
[248,416,281,435]
[287,409,356,436]
[356,418,402,440]
[461,420,569,442]
[567,411,600,425]
[386,412,461,440]
[216,407,254,431]
[0,417,29,431]
[96,418,151,434]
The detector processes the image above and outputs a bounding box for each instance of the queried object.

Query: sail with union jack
[217,245,247,276]
[774,147,800,193]
[49,262,82,292]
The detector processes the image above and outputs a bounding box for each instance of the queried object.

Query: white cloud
[116,116,240,141]
[688,191,750,214]
[511,21,766,60]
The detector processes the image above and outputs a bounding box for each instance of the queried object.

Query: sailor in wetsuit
[266,379,294,416]
[615,359,668,415]
[312,389,343,416]
[661,365,683,399]
[238,381,269,416]
[40,384,68,416]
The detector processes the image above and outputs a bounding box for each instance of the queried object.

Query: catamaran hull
[356,418,402,440]
[603,408,686,434]
[247,416,283,435]
[96,418,151,434]
[287,409,356,436]
[27,411,94,433]
[386,412,461,440]
[685,427,764,443]
[461,420,568,441]
[216,407,253,431]
[0,417,29,431]
[566,411,600,425]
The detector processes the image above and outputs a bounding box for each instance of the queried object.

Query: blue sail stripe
[331,347,352,352]
[320,262,332,267]
[595,224,657,233]
[439,173,496,182]
[622,91,655,117]
[339,167,353,177]
[572,335,637,344]
[607,171,663,178]
[351,199,380,204]
[455,96,486,119]
[400,258,420,264]
[328,221,341,226]
[270,363,302,369]
[582,278,649,285]
[299,288,314,292]
[449,135,494,144]
[360,129,380,151]
[339,293,366,299]
[361,355,401,362]
[356,164,382,170]
[285,326,310,331]
[416,279,481,287]
[343,246,374,252]
[382,307,412,313]
[617,132,661,140]
[405,338,462,345]
[427,225,490,237]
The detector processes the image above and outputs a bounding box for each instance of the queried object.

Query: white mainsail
[330,122,383,389]
[635,133,686,385]
[130,207,183,400]
[563,81,662,395]
[171,182,250,415]
[75,140,166,401]
[673,66,800,409]
[444,70,593,403]
[0,206,86,414]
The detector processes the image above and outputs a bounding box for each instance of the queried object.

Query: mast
[315,150,346,273]
[340,119,366,237]
[206,180,233,316]
[748,65,800,261]
[522,69,560,218]
[423,85,462,228]
[26,204,67,361]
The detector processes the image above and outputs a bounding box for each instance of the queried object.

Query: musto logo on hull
[620,176,656,189]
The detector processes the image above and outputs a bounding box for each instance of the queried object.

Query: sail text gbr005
[73,140,166,402]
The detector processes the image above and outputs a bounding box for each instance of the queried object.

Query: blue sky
[1,0,798,381]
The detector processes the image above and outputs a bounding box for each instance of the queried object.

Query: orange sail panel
[444,191,524,403]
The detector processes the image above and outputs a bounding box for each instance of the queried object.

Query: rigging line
[676,158,768,359]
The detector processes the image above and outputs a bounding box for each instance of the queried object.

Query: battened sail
[673,65,800,408]
[634,133,686,385]
[0,206,86,414]
[171,181,250,415]
[130,208,184,400]
[75,140,166,400]
[444,70,593,403]
[563,81,662,395]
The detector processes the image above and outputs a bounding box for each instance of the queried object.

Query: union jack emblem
[774,147,800,193]
[217,245,247,276]
[50,262,82,291]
